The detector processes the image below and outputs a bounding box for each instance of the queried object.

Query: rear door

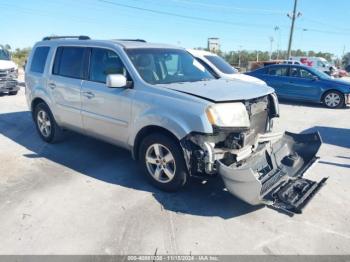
[80,48,133,147]
[263,65,291,98]
[49,46,86,131]
[286,66,321,101]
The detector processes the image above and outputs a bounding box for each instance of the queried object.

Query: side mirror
[312,75,319,81]
[106,74,127,88]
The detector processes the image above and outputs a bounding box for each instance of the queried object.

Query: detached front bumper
[217,132,327,215]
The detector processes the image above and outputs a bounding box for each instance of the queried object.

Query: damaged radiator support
[217,131,327,215]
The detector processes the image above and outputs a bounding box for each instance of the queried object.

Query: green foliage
[211,48,336,69]
[7,46,31,67]
[1,43,32,67]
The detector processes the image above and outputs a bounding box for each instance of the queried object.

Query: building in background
[208,37,220,53]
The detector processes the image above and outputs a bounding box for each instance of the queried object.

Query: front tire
[322,91,345,108]
[9,91,18,96]
[139,133,188,192]
[34,102,63,143]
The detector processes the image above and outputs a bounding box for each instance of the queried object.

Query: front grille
[0,70,7,78]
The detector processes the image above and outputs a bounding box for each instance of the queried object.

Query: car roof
[36,38,181,50]
[262,64,310,69]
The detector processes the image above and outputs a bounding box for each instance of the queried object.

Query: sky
[1,0,350,57]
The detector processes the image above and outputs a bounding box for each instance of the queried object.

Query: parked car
[246,64,350,108]
[187,49,266,85]
[25,36,326,214]
[0,47,19,96]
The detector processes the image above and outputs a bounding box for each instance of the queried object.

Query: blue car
[246,64,350,108]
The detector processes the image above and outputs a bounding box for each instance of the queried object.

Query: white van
[290,56,335,74]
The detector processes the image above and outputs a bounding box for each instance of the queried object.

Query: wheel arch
[132,125,181,160]
[321,89,344,103]
[31,97,48,118]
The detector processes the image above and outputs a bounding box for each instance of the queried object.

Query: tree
[0,44,11,51]
[11,47,31,67]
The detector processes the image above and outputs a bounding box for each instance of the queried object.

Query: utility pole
[287,0,301,59]
[269,37,274,61]
[274,26,281,59]
[238,45,242,68]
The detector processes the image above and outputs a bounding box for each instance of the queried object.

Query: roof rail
[114,39,146,42]
[42,35,91,41]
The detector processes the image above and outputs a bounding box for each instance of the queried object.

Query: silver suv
[25,36,326,214]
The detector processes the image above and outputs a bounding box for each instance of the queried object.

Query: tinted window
[53,47,85,79]
[204,55,236,74]
[89,48,128,83]
[290,67,315,79]
[268,66,288,76]
[30,47,50,73]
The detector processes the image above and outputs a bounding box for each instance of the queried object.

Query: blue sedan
[246,64,350,108]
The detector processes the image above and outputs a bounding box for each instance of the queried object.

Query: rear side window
[30,46,50,73]
[53,47,85,79]
[268,66,288,76]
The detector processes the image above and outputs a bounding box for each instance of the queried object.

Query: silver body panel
[25,39,223,151]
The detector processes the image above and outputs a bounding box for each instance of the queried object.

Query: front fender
[128,109,212,148]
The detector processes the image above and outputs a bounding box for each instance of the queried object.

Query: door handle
[48,82,56,89]
[82,91,95,99]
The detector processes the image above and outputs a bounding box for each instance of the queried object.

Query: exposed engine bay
[181,94,327,215]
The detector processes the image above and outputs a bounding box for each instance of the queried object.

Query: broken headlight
[206,102,250,128]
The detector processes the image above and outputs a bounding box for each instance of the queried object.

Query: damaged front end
[181,93,326,215]
[218,132,326,215]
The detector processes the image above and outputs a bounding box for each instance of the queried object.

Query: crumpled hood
[0,60,17,70]
[159,79,275,102]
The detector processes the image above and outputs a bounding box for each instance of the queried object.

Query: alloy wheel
[37,110,52,137]
[145,143,176,183]
[324,92,341,108]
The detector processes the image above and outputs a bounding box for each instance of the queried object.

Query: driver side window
[290,67,315,79]
[89,48,129,83]
[299,68,315,79]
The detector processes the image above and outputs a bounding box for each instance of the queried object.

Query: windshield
[0,49,10,60]
[126,48,214,84]
[204,55,237,74]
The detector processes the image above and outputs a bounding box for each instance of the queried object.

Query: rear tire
[34,102,64,143]
[139,133,188,192]
[322,90,345,109]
